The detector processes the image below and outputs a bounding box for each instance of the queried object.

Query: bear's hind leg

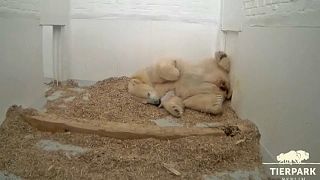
[183,93,224,114]
[215,51,231,73]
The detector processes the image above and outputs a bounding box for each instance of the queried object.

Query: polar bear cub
[128,51,232,117]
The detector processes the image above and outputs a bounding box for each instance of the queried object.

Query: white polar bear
[128,51,232,117]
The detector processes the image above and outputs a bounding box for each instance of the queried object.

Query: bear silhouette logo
[276,150,309,164]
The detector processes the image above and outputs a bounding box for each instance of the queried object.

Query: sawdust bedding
[45,77,240,126]
[0,77,263,179]
[0,106,261,180]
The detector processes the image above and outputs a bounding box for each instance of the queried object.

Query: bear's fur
[128,51,232,117]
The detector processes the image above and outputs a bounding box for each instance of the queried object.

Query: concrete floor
[0,171,21,180]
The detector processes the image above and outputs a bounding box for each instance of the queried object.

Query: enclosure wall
[0,1,45,124]
[228,0,320,163]
[43,0,222,81]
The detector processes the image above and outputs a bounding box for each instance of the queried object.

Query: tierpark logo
[263,150,320,180]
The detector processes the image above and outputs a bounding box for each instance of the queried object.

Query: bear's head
[128,78,161,105]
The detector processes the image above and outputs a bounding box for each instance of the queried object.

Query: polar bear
[128,51,232,117]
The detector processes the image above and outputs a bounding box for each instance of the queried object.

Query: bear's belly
[175,71,219,99]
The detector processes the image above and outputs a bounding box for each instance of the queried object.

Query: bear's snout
[148,98,161,106]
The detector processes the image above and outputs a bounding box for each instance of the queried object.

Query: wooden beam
[21,113,245,140]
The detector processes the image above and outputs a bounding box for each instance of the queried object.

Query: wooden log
[21,113,245,140]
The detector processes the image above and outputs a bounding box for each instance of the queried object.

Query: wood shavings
[163,163,181,176]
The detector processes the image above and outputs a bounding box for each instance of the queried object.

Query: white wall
[41,0,221,81]
[42,26,53,78]
[243,0,320,27]
[71,0,220,23]
[235,27,320,161]
[227,0,320,163]
[70,19,219,80]
[0,0,45,124]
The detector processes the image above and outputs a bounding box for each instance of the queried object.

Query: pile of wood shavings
[0,106,262,179]
[46,77,239,126]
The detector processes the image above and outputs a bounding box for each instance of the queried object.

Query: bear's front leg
[183,93,225,114]
[156,59,180,81]
[160,91,184,117]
